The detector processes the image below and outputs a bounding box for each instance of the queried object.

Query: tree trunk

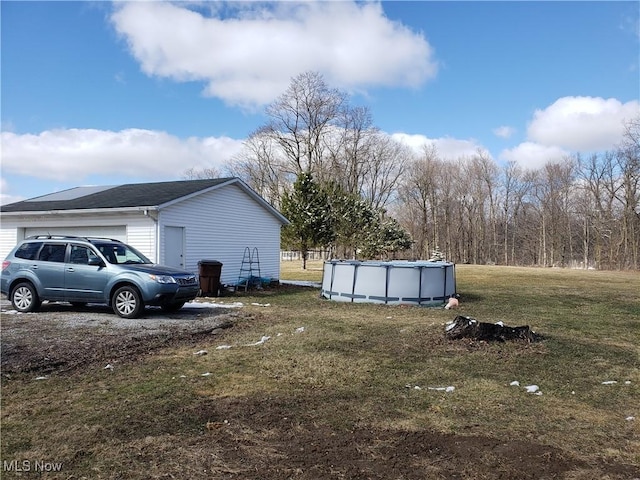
[445,316,541,343]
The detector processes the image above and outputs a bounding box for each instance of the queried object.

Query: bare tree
[227,132,289,208]
[463,151,500,263]
[324,105,375,193]
[262,71,346,176]
[616,116,640,268]
[182,166,221,180]
[324,106,409,210]
[499,160,532,265]
[363,133,411,210]
[397,145,445,259]
[229,75,637,269]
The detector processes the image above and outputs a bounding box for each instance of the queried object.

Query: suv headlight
[149,274,176,284]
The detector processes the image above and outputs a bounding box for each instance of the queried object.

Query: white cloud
[500,142,569,171]
[391,133,486,161]
[0,129,244,182]
[527,96,640,151]
[110,1,437,107]
[0,177,23,206]
[493,125,515,139]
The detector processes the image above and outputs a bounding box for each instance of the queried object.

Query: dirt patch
[0,299,239,376]
[118,395,639,480]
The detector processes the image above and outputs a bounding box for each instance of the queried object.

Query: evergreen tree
[280,172,334,269]
[325,182,375,259]
[360,212,414,259]
[324,181,412,259]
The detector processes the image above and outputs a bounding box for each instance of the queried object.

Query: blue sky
[1,1,639,204]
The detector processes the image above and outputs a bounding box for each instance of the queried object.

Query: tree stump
[445,315,541,343]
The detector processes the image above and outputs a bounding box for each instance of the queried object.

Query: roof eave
[0,206,158,216]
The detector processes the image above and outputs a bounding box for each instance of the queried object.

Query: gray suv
[1,235,199,318]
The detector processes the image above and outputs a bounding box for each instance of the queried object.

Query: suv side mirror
[88,257,105,267]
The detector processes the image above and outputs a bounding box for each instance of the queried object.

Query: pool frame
[321,260,456,306]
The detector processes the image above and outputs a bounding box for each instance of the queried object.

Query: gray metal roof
[0,178,288,224]
[24,185,117,202]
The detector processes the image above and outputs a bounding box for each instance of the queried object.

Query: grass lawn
[1,263,638,479]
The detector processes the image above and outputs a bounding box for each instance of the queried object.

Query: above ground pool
[321,260,456,306]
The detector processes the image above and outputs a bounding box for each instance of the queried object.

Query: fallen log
[445,315,542,343]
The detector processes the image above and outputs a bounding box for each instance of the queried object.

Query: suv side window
[14,241,43,260]
[69,245,99,265]
[38,243,67,263]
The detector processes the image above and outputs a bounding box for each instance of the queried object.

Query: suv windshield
[93,241,152,265]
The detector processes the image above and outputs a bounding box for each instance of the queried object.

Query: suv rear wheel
[112,285,144,319]
[11,282,41,313]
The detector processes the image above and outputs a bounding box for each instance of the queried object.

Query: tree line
[188,71,640,270]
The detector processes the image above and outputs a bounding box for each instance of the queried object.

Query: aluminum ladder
[236,247,261,292]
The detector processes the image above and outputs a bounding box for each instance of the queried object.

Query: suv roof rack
[25,235,124,243]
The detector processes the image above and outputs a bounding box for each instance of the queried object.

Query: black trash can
[198,260,223,296]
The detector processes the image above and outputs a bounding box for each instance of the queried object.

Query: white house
[0,177,289,286]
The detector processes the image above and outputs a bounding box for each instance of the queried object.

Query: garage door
[24,226,127,241]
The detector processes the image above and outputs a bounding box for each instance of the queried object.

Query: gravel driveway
[1,298,243,376]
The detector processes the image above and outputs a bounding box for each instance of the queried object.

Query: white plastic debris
[211,301,244,308]
[104,364,114,370]
[495,321,504,327]
[427,386,455,393]
[193,350,208,356]
[216,345,232,350]
[35,376,48,380]
[624,380,631,385]
[625,416,635,421]
[602,380,617,385]
[245,335,271,346]
[445,322,456,332]
[295,327,305,333]
[414,385,422,390]
[250,303,271,307]
[524,385,539,393]
[201,372,212,377]
[510,381,520,386]
[186,300,244,309]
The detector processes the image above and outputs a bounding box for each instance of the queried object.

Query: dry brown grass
[1,264,638,479]
[280,258,325,281]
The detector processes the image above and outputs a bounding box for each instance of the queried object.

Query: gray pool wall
[321,260,456,306]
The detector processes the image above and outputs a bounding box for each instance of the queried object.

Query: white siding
[0,228,18,260]
[159,184,283,284]
[0,213,156,261]
[125,218,158,262]
[24,225,127,240]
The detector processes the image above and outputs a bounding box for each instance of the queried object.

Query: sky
[1,0,639,205]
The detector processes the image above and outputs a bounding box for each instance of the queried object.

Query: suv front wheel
[11,282,41,313]
[112,285,144,319]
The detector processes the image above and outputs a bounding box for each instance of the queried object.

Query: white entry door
[165,226,185,269]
